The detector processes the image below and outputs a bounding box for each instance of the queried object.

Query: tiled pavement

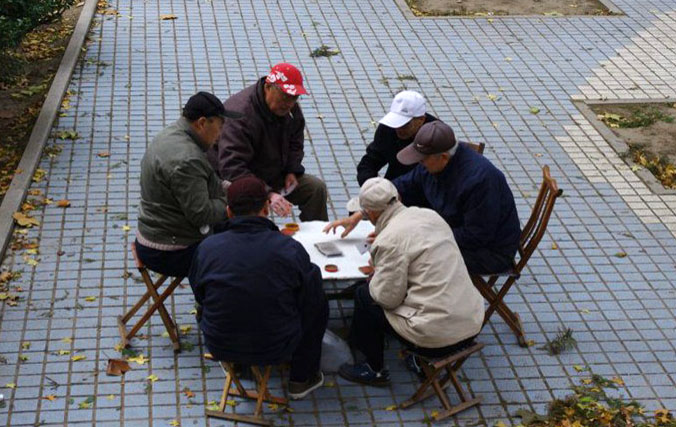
[1,0,676,425]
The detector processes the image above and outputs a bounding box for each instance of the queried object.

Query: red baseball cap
[265,63,308,96]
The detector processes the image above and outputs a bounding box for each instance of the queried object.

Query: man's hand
[322,212,363,238]
[269,192,293,217]
[283,173,298,195]
[366,231,377,245]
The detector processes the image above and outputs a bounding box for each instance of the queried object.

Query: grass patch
[540,328,576,355]
[310,44,340,58]
[598,105,674,129]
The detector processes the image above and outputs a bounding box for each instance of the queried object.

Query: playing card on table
[357,241,370,255]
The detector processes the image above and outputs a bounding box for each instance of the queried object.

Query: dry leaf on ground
[106,359,131,376]
[160,14,178,20]
[13,212,40,227]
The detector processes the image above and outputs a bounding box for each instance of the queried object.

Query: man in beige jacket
[338,178,484,386]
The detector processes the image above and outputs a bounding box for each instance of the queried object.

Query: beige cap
[359,178,399,211]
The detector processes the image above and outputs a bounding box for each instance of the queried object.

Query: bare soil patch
[406,0,615,16]
[591,102,676,190]
[0,3,83,203]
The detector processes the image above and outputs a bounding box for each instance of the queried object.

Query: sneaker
[338,362,390,386]
[288,371,324,400]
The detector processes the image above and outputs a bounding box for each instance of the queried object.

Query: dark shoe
[338,362,390,386]
[404,354,426,379]
[288,371,324,400]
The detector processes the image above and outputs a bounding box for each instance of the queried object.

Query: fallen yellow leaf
[106,394,115,400]
[84,296,97,302]
[97,151,110,158]
[160,14,178,20]
[13,212,40,227]
[58,350,71,356]
[61,337,73,343]
[42,395,57,401]
[573,365,585,372]
[385,405,398,411]
[128,354,148,365]
[551,242,558,250]
[169,421,180,427]
[146,374,159,382]
[122,225,131,232]
[179,325,192,335]
[56,199,71,208]
[5,383,16,389]
[226,399,238,407]
[615,251,627,258]
[72,355,86,361]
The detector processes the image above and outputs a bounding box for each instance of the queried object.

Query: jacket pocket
[391,305,417,319]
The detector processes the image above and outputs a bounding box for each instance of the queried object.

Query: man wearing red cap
[208,63,328,221]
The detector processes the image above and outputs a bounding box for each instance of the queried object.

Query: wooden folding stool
[471,165,563,347]
[205,356,288,426]
[399,342,485,421]
[117,242,182,352]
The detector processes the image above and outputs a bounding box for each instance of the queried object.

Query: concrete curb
[0,0,98,260]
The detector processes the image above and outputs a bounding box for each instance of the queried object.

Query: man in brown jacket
[208,63,328,221]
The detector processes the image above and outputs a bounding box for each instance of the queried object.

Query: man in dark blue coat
[394,121,521,274]
[188,176,328,400]
[325,121,520,275]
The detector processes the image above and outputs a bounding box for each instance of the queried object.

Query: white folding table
[289,220,374,281]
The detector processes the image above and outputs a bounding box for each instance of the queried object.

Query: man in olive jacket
[208,63,328,221]
[135,92,240,278]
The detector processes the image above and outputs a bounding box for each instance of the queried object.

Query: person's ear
[261,201,270,217]
[226,206,235,219]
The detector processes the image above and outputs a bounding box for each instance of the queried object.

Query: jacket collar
[177,116,209,152]
[436,142,466,179]
[223,215,279,233]
[374,201,406,235]
[254,78,284,123]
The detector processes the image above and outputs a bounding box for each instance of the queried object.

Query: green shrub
[0,0,75,50]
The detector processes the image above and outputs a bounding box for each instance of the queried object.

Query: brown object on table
[358,265,374,275]
[399,342,485,421]
[205,358,288,426]
[106,359,131,376]
[470,165,562,347]
[117,242,182,353]
[324,264,338,273]
[284,222,300,231]
[280,228,296,236]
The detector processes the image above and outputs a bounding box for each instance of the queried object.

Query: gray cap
[396,120,456,165]
[359,178,399,211]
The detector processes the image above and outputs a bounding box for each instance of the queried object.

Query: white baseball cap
[378,91,426,129]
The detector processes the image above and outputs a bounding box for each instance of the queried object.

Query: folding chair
[471,165,563,347]
[464,141,485,155]
[117,242,182,352]
[205,354,288,426]
[399,342,485,421]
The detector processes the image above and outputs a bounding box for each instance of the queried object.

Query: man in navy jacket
[188,176,328,400]
[393,121,521,274]
[325,121,520,275]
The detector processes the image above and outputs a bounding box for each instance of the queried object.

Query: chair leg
[399,349,483,421]
[206,364,287,426]
[117,274,182,352]
[475,276,528,347]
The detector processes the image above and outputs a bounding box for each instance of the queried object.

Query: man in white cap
[356,90,438,187]
[209,63,328,221]
[338,178,483,386]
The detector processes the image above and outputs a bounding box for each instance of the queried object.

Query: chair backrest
[464,141,485,155]
[516,165,562,271]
